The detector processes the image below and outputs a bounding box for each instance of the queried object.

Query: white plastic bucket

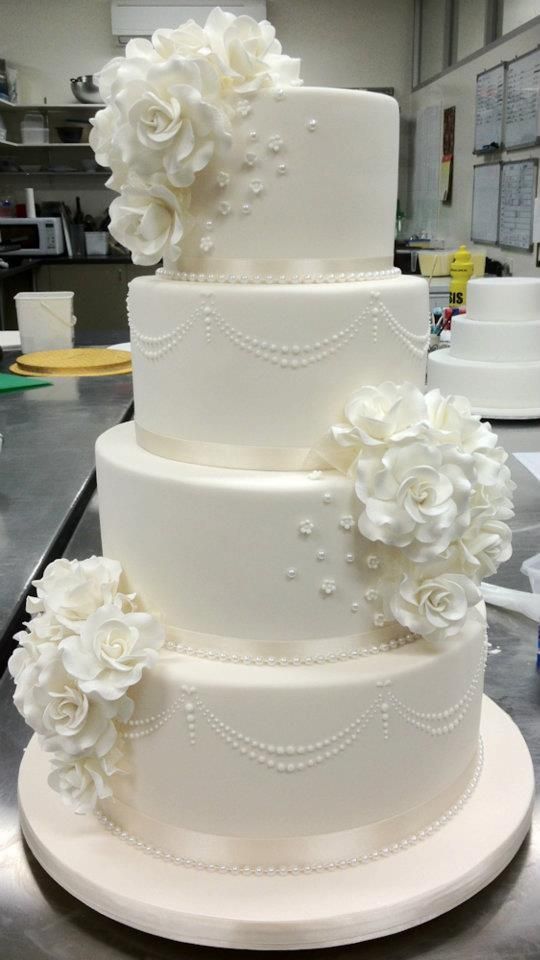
[14,291,76,354]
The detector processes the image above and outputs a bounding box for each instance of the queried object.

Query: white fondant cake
[428,277,540,418]
[9,7,531,944]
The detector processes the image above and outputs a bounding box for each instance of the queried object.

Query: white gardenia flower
[31,556,125,632]
[9,638,69,734]
[42,684,132,758]
[115,57,231,188]
[390,573,481,643]
[459,517,513,578]
[331,382,428,452]
[48,743,124,814]
[152,20,211,60]
[60,604,164,701]
[356,441,474,561]
[204,7,301,92]
[109,173,190,266]
[89,107,129,192]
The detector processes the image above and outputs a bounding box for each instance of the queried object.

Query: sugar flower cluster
[90,6,301,265]
[330,383,514,642]
[9,557,164,813]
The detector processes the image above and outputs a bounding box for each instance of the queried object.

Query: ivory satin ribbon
[164,621,412,661]
[164,255,396,280]
[99,748,480,868]
[135,422,330,471]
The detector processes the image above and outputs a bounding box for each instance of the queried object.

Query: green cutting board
[0,372,52,393]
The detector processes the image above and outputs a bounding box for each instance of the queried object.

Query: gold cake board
[17,697,533,950]
[10,348,132,378]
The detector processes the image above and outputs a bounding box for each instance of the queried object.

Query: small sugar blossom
[216,170,230,188]
[320,579,336,596]
[339,515,355,531]
[218,200,231,215]
[268,134,283,152]
[367,555,382,569]
[250,179,264,194]
[236,98,252,117]
[298,520,314,536]
[199,235,214,253]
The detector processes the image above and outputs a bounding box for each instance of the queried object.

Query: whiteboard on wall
[471,163,501,243]
[505,47,540,150]
[474,63,505,153]
[410,104,442,238]
[499,159,538,249]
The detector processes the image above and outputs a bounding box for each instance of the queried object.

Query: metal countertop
[0,421,539,959]
[0,349,133,670]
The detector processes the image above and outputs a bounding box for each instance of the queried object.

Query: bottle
[449,245,474,308]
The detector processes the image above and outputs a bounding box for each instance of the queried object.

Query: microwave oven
[0,217,64,255]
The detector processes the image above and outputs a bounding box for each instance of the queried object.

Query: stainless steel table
[0,421,538,959]
[0,350,133,671]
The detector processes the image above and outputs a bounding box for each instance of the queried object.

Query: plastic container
[15,291,76,354]
[20,112,49,145]
[418,251,454,277]
[85,231,108,256]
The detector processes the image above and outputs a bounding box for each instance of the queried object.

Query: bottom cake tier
[100,613,487,869]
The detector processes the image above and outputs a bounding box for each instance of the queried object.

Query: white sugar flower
[60,604,164,701]
[9,637,63,734]
[199,235,214,252]
[458,517,513,578]
[268,134,283,152]
[331,382,428,454]
[42,683,132,758]
[355,441,474,562]
[48,743,125,814]
[152,20,211,60]
[298,519,314,536]
[30,556,126,631]
[204,8,301,93]
[115,57,231,188]
[109,174,190,266]
[390,573,481,643]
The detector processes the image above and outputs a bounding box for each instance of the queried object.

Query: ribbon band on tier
[159,256,399,284]
[135,423,330,471]
[163,622,417,664]
[98,746,481,870]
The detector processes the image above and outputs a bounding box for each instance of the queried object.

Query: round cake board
[18,696,534,951]
[474,406,540,421]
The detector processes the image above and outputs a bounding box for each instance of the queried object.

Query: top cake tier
[466,277,540,322]
[175,87,399,271]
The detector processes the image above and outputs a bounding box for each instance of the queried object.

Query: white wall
[2,0,414,103]
[407,18,540,276]
[0,0,415,220]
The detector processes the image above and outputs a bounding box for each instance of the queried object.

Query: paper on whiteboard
[471,163,500,243]
[505,48,540,150]
[533,197,540,242]
[499,159,538,249]
[475,64,505,152]
[514,452,540,483]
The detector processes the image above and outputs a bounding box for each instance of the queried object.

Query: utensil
[70,75,103,104]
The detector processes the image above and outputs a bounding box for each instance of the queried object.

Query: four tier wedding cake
[10,7,528,946]
[428,277,540,418]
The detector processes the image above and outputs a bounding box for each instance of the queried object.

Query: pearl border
[164,632,418,666]
[95,738,484,876]
[156,266,402,285]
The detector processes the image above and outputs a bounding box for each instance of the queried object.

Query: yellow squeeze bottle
[449,245,474,308]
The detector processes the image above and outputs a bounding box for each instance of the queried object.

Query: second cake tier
[128,275,429,466]
[98,422,405,648]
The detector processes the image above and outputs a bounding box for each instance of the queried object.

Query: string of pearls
[95,738,484,876]
[387,643,488,736]
[129,292,428,366]
[122,643,486,765]
[163,632,417,666]
[156,266,401,285]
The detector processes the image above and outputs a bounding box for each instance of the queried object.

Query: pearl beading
[163,632,417,665]
[95,738,484,876]
[122,643,486,769]
[130,291,429,365]
[157,266,401,285]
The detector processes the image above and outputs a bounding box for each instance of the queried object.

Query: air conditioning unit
[111,1,267,44]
